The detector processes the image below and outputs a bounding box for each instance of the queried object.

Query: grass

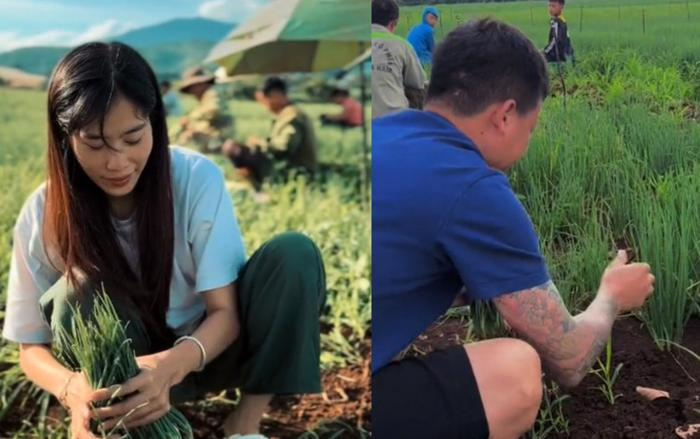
[528,381,570,438]
[590,341,624,405]
[398,0,700,65]
[402,2,700,344]
[632,167,700,349]
[0,86,370,438]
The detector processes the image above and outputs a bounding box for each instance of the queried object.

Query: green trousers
[40,232,327,404]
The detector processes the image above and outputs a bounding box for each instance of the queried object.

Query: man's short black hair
[262,76,287,96]
[426,18,549,117]
[550,0,565,5]
[372,0,399,27]
[330,87,350,98]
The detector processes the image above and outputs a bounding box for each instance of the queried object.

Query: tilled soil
[409,313,700,438]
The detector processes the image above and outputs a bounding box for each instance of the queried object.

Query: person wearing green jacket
[371,0,426,118]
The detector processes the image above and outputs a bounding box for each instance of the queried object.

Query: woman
[2,42,326,439]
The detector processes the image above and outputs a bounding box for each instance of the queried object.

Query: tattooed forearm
[493,281,619,388]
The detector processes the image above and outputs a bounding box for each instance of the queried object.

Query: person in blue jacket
[407,6,439,68]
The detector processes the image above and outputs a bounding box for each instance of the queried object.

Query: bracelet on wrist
[58,372,77,409]
[174,335,207,372]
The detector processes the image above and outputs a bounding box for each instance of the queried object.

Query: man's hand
[599,250,654,312]
[222,139,242,157]
[494,251,655,389]
[246,135,264,149]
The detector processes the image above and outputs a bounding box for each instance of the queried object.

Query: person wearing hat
[407,6,440,69]
[222,76,318,190]
[174,67,234,154]
[320,87,363,128]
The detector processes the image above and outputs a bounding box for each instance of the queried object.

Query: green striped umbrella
[205,0,369,76]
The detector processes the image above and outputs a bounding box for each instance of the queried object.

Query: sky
[0,0,269,53]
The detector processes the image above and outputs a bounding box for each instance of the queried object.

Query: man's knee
[514,340,543,411]
[469,338,543,438]
[504,339,543,428]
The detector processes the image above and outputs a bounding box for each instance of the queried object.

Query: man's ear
[388,19,398,32]
[490,99,517,133]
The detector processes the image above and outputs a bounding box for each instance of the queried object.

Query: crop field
[0,87,370,438]
[398,1,700,437]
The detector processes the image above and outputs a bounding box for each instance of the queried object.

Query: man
[174,67,234,154]
[223,76,318,190]
[371,0,425,118]
[373,19,654,438]
[407,6,439,68]
[543,0,575,63]
[160,80,183,117]
[320,87,363,128]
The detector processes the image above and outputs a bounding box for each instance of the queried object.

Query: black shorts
[373,345,490,439]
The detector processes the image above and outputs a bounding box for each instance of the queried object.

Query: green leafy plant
[529,380,570,439]
[53,288,192,439]
[591,340,624,405]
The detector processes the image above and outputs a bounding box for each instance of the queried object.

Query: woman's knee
[266,232,324,284]
[253,232,326,308]
[264,232,322,266]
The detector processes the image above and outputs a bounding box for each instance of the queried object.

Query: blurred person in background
[160,80,183,117]
[223,76,318,192]
[320,87,363,128]
[371,0,425,118]
[174,67,235,154]
[407,6,439,69]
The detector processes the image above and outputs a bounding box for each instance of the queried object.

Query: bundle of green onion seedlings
[53,288,193,439]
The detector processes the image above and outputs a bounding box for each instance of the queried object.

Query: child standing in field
[543,0,575,63]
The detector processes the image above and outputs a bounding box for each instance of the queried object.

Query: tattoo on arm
[493,281,618,388]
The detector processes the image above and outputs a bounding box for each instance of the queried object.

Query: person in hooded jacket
[407,6,439,69]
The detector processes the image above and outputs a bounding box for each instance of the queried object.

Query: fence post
[688,0,691,20]
[579,6,583,32]
[618,4,621,20]
[530,7,533,25]
[642,9,646,34]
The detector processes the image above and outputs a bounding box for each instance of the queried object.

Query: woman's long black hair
[44,42,174,349]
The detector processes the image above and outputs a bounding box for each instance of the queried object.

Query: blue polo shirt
[372,110,550,373]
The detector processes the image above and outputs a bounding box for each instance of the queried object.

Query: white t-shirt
[3,146,247,344]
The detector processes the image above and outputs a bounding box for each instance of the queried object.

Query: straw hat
[178,67,216,93]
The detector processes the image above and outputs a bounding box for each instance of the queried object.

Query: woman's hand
[64,372,100,439]
[91,352,185,430]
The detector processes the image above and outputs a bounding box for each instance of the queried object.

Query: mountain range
[0,17,234,80]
